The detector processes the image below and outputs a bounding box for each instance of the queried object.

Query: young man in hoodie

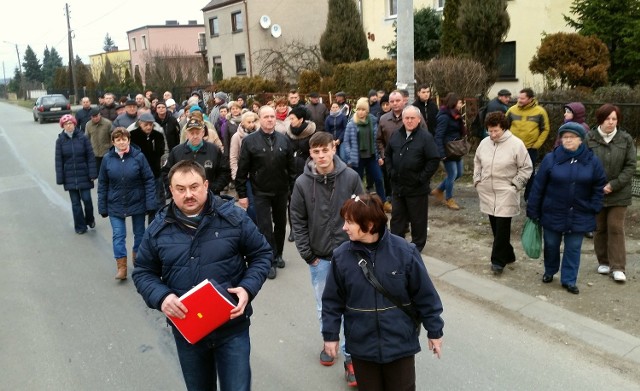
[289,131,363,387]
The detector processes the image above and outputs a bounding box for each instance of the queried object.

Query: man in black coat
[154,100,181,151]
[385,105,440,251]
[412,84,439,135]
[236,106,297,280]
[162,118,230,197]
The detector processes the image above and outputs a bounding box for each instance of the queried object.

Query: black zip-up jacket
[235,129,297,198]
[162,141,230,196]
[385,125,440,197]
[130,128,166,178]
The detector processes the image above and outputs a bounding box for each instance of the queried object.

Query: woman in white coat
[473,112,533,274]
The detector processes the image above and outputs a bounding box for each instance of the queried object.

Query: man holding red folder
[133,160,272,391]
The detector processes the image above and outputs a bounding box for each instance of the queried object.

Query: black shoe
[267,266,277,279]
[491,264,504,274]
[276,255,286,268]
[88,221,96,229]
[542,274,553,283]
[76,229,87,235]
[584,232,593,239]
[288,232,295,242]
[562,284,579,294]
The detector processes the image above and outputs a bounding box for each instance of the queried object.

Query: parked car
[33,94,71,124]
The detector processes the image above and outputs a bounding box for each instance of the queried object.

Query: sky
[0,0,204,81]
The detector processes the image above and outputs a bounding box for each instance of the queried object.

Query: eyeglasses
[351,194,367,206]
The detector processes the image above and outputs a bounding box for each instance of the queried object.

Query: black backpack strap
[355,252,420,327]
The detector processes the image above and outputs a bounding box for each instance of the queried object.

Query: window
[212,56,223,81]
[131,37,137,51]
[497,41,516,80]
[232,11,244,32]
[141,35,147,50]
[209,17,219,36]
[235,54,246,74]
[388,0,398,17]
[437,0,446,10]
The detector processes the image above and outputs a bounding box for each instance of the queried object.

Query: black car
[33,94,71,124]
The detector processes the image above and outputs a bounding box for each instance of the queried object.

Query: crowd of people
[51,85,635,390]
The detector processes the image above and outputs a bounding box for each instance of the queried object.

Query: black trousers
[390,193,428,252]
[254,192,288,264]
[351,355,416,391]
[489,215,515,267]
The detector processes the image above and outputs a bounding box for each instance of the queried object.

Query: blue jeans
[311,259,348,357]
[108,214,146,259]
[355,156,386,200]
[543,228,584,285]
[68,189,94,233]
[173,327,251,391]
[438,159,463,199]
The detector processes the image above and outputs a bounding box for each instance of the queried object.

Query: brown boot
[383,201,392,213]
[115,257,127,280]
[445,198,460,210]
[430,188,445,203]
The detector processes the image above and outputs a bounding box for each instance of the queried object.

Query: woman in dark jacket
[98,127,156,280]
[322,194,444,390]
[325,102,348,161]
[433,92,467,210]
[527,122,606,294]
[55,114,97,234]
[586,104,637,283]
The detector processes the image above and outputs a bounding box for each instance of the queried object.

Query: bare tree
[254,40,323,84]
[143,47,208,90]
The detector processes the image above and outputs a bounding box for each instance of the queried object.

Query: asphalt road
[1,101,639,390]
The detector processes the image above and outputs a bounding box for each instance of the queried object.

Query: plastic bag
[521,218,542,259]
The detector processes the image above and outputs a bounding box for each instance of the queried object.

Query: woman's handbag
[445,137,471,158]
[521,218,542,259]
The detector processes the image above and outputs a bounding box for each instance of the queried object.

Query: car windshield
[42,96,67,105]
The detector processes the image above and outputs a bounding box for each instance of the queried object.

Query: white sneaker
[612,271,627,282]
[597,265,610,274]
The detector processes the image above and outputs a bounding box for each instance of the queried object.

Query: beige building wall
[203,0,328,81]
[491,0,575,96]
[89,50,131,82]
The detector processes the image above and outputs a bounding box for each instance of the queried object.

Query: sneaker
[275,255,286,268]
[267,266,277,279]
[445,198,460,210]
[88,221,96,229]
[344,359,357,387]
[597,265,610,274]
[612,271,627,282]
[319,350,335,366]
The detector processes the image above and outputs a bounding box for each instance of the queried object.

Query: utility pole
[66,3,78,103]
[396,0,415,98]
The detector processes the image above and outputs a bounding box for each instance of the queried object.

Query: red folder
[168,279,237,344]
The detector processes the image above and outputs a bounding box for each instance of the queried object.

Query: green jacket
[586,128,637,207]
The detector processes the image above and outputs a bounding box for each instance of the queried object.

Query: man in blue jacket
[132,160,271,391]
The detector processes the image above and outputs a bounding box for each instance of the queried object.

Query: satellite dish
[271,24,282,38]
[259,15,271,29]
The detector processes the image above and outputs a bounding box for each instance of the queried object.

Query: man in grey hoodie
[289,131,363,384]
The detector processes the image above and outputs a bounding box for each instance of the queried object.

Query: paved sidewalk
[424,255,640,365]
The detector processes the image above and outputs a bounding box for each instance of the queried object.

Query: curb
[423,255,640,365]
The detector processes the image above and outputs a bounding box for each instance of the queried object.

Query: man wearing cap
[162,117,230,198]
[130,112,167,222]
[305,92,328,132]
[85,108,112,171]
[487,89,512,114]
[154,100,181,151]
[368,89,381,118]
[335,92,351,117]
[75,97,94,133]
[112,99,140,130]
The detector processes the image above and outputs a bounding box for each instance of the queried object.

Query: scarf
[116,145,130,158]
[290,121,309,136]
[64,130,74,138]
[562,143,585,158]
[356,116,374,158]
[597,126,617,144]
[329,111,341,118]
[189,141,204,152]
[171,196,211,235]
[276,110,288,121]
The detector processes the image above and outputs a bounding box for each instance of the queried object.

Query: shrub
[415,57,487,99]
[333,60,396,97]
[298,70,322,93]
